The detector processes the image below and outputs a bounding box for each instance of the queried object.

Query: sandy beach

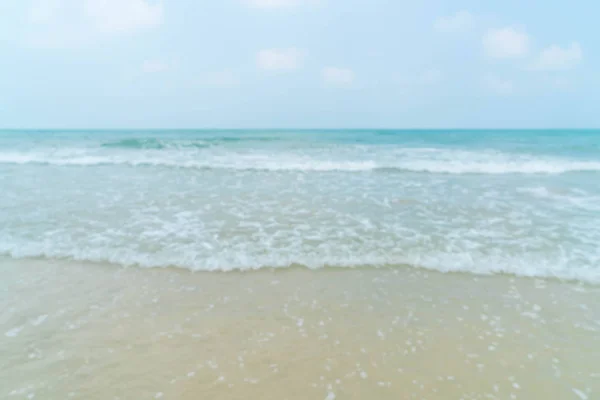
[2,258,598,399]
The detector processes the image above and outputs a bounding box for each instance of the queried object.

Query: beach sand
[1,259,599,400]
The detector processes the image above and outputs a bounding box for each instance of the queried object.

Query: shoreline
[1,258,599,399]
[2,255,598,287]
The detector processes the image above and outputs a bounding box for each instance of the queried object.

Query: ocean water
[1,129,600,282]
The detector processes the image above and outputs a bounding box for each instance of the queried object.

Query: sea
[1,129,599,281]
[2,129,600,399]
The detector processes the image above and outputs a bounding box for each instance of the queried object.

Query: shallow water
[1,130,600,399]
[1,259,599,399]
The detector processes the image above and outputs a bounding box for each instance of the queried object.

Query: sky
[0,0,598,129]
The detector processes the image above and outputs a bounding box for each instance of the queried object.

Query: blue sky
[0,0,598,128]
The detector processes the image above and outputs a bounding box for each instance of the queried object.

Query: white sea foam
[5,326,24,337]
[0,148,599,174]
[30,315,48,326]
[1,242,599,284]
[572,388,588,400]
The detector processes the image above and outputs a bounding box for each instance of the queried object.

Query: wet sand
[1,259,599,400]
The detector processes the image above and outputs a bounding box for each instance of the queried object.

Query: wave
[102,138,212,150]
[1,152,600,174]
[1,247,598,284]
[100,136,281,149]
[517,186,600,211]
[102,138,170,149]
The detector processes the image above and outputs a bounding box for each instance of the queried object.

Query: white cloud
[434,11,473,33]
[530,42,582,71]
[551,77,572,90]
[418,68,443,85]
[322,67,355,86]
[395,69,443,86]
[483,27,530,59]
[142,60,170,73]
[199,71,240,87]
[244,0,316,8]
[484,75,514,95]
[256,48,306,71]
[245,0,297,7]
[84,0,163,35]
[26,0,163,48]
[29,0,62,24]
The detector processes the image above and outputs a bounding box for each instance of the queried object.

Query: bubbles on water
[573,388,589,400]
[5,326,24,338]
[1,132,600,283]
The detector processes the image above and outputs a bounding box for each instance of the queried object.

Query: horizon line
[2,128,600,131]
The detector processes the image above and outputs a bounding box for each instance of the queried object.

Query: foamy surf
[2,258,598,400]
[1,129,599,284]
[1,248,599,283]
[2,129,600,400]
[1,150,599,174]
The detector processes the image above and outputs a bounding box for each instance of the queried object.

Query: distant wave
[384,160,600,174]
[1,153,600,174]
[100,136,281,149]
[102,138,173,150]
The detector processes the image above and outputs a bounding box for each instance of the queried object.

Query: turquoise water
[1,130,600,282]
